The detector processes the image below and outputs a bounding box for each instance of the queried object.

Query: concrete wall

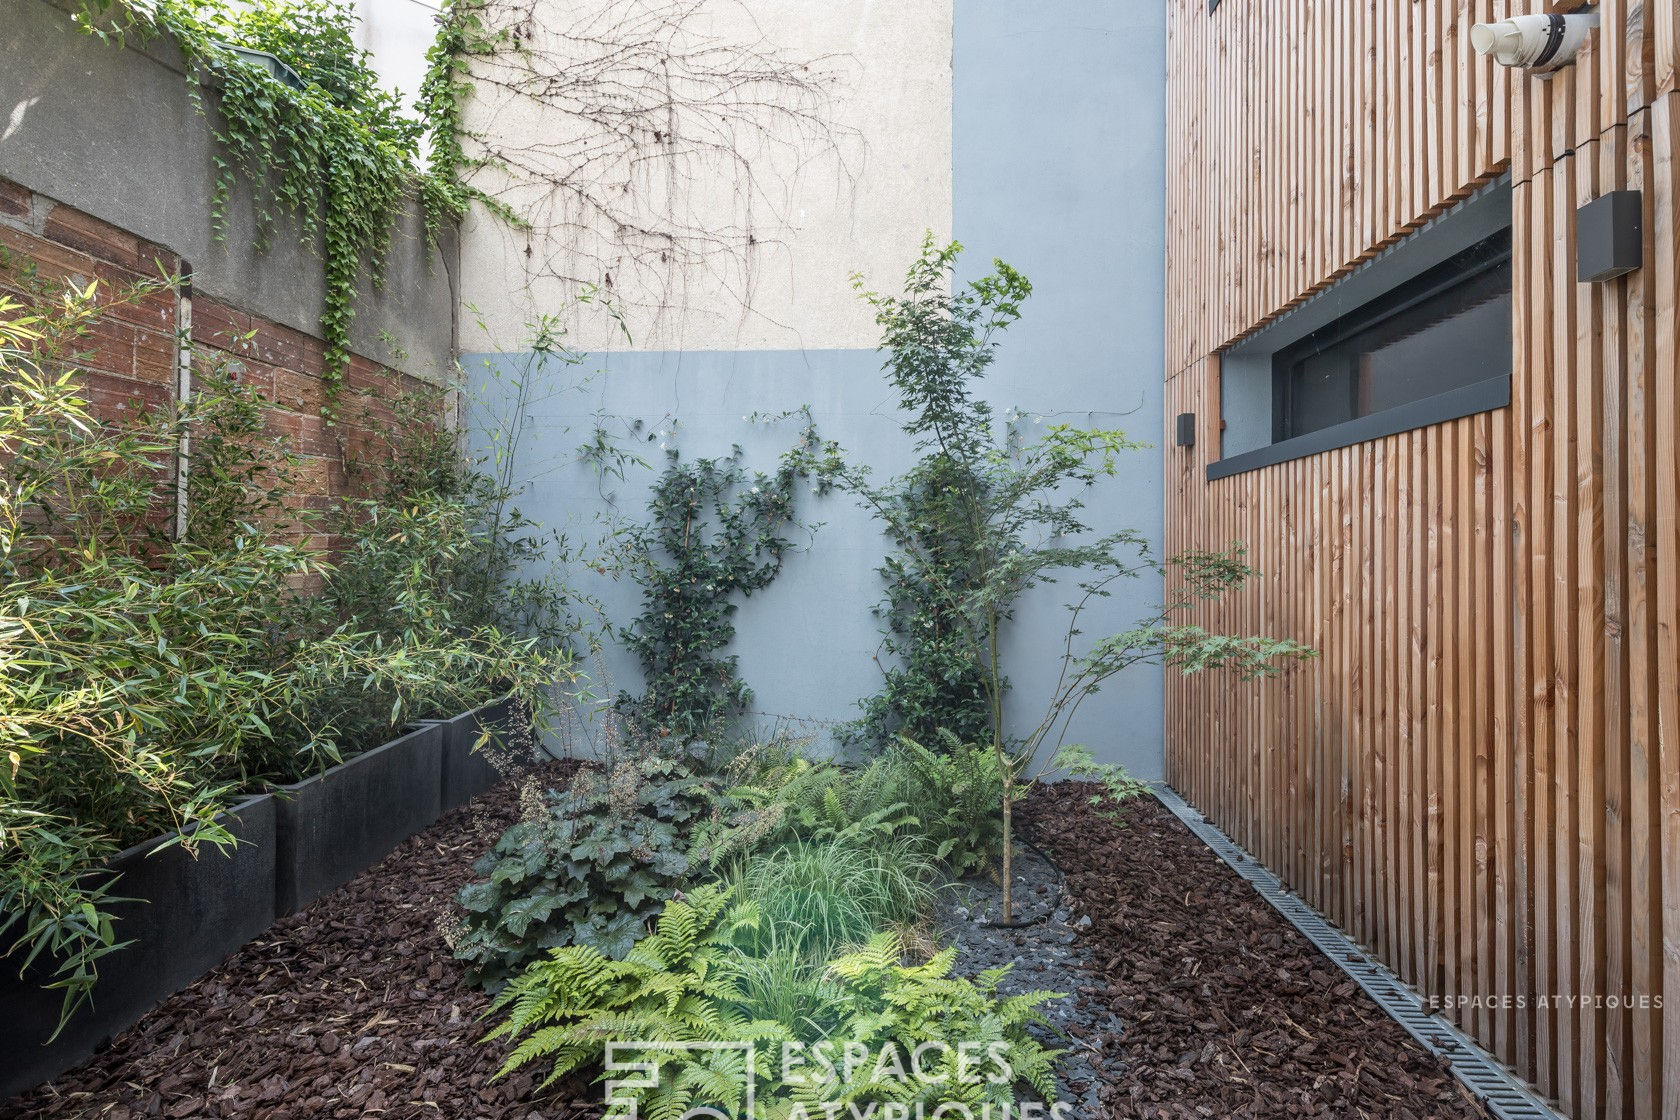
[952,2,1167,777]
[0,0,455,384]
[461,1,1168,773]
[456,0,952,354]
[355,0,443,111]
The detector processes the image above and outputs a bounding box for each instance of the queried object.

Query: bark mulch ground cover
[3,761,602,1120]
[1021,783,1496,1120]
[8,767,1501,1120]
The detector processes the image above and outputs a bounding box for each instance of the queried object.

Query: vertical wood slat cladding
[1163,4,1680,1118]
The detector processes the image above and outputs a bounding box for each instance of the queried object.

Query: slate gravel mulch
[3,761,602,1120]
[934,841,1125,1114]
[1020,783,1496,1120]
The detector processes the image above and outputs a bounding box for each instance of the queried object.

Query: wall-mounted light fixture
[225,45,306,91]
[1576,191,1643,283]
[1176,412,1196,449]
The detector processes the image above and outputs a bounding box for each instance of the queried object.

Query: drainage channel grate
[1148,782,1563,1120]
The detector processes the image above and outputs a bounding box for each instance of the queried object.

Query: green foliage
[484,884,784,1107]
[805,932,1063,1109]
[74,0,487,400]
[726,836,938,962]
[869,733,1005,880]
[484,888,1063,1117]
[833,236,1315,920]
[689,739,1001,881]
[417,0,518,240]
[687,753,915,873]
[2,277,317,1029]
[322,381,585,656]
[615,423,836,741]
[454,756,712,985]
[2,275,572,1032]
[838,237,1143,751]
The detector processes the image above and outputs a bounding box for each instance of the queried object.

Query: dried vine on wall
[457,0,859,340]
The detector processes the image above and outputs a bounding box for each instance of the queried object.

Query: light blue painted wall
[461,347,918,754]
[951,1,1167,776]
[464,2,1167,774]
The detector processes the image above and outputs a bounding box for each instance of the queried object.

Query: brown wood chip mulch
[6,770,1498,1120]
[1021,782,1496,1119]
[3,761,602,1120]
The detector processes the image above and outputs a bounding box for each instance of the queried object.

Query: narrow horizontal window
[1272,229,1513,443]
[1212,179,1514,480]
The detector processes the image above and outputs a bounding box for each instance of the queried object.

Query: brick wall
[0,176,434,553]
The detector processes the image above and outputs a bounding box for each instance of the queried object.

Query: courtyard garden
[0,2,1524,1117]
[1,237,1501,1118]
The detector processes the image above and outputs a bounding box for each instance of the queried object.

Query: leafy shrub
[611,418,839,743]
[484,887,1063,1115]
[2,278,323,1025]
[2,274,572,1029]
[830,237,1315,919]
[326,381,584,657]
[454,756,712,984]
[485,883,782,1107]
[809,932,1063,1109]
[851,453,997,750]
[687,754,916,873]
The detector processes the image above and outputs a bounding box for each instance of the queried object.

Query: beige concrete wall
[457,0,953,353]
[354,0,441,111]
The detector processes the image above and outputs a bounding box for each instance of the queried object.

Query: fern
[483,890,1067,1116]
[810,931,1066,1108]
[877,732,1006,879]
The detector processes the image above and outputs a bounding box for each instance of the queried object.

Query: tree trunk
[999,761,1014,923]
[988,607,1012,923]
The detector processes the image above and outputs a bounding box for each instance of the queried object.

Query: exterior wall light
[1176,412,1196,449]
[225,45,306,91]
[1576,191,1643,283]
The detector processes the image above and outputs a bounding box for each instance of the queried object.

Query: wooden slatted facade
[1161,4,1680,1118]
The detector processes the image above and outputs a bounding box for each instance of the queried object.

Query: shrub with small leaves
[454,756,713,985]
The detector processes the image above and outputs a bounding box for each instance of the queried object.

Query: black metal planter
[0,794,278,1100]
[273,722,445,916]
[1,698,524,1101]
[433,694,521,811]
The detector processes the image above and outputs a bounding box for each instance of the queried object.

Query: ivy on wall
[72,0,491,405]
[612,415,841,742]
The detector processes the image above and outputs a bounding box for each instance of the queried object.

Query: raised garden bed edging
[0,794,278,1101]
[1,702,508,1103]
[274,722,444,916]
[431,695,522,812]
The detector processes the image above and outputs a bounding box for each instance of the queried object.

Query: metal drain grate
[1149,782,1564,1120]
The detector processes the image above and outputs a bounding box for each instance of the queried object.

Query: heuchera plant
[453,755,712,985]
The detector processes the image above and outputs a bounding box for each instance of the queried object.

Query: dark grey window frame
[1210,178,1513,482]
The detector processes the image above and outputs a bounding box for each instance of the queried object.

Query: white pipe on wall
[1469,13,1599,74]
